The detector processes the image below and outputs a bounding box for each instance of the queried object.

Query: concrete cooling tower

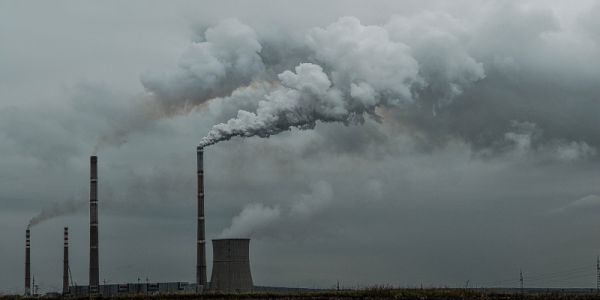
[210,239,253,292]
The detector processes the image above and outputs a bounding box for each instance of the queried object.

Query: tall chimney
[63,227,69,296]
[89,156,99,295]
[197,146,207,289]
[25,228,30,296]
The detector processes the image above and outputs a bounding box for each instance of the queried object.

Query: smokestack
[197,146,207,289]
[89,156,99,295]
[210,239,253,292]
[63,227,69,296]
[25,228,30,296]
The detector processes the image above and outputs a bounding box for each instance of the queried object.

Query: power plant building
[69,282,197,297]
[23,150,260,296]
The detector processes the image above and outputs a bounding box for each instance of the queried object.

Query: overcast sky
[2,0,600,294]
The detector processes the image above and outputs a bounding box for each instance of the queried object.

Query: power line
[480,263,594,287]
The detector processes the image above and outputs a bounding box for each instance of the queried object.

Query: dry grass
[4,288,600,300]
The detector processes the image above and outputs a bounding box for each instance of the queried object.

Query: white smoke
[219,203,281,238]
[28,199,86,228]
[220,181,334,238]
[200,63,347,147]
[198,16,484,147]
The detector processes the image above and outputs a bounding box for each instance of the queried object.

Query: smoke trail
[28,199,86,228]
[219,181,333,238]
[93,18,267,152]
[199,17,484,147]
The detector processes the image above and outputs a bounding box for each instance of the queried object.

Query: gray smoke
[28,199,86,228]
[140,18,265,114]
[198,16,484,147]
[94,15,485,151]
[219,181,334,238]
[92,18,268,152]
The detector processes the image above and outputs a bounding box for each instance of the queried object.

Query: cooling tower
[197,146,207,289]
[89,156,99,295]
[25,228,30,296]
[210,239,253,292]
[63,227,69,296]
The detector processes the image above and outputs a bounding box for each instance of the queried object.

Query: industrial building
[69,282,197,297]
[24,149,256,296]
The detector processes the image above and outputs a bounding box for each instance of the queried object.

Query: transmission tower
[519,269,524,296]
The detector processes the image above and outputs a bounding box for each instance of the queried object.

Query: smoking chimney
[209,239,253,292]
[197,146,207,289]
[63,227,69,296]
[25,228,30,296]
[89,156,99,295]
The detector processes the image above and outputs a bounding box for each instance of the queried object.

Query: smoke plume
[220,181,334,238]
[198,16,484,147]
[93,15,484,151]
[219,203,281,238]
[93,18,267,152]
[28,199,86,228]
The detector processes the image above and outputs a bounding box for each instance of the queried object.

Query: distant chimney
[89,156,99,295]
[63,227,69,296]
[197,147,207,289]
[25,228,30,296]
[210,239,253,292]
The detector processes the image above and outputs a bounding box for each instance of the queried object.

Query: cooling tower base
[210,239,253,293]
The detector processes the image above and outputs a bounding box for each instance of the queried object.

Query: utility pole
[596,256,600,294]
[519,269,524,296]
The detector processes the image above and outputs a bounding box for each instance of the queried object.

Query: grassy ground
[4,288,600,300]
